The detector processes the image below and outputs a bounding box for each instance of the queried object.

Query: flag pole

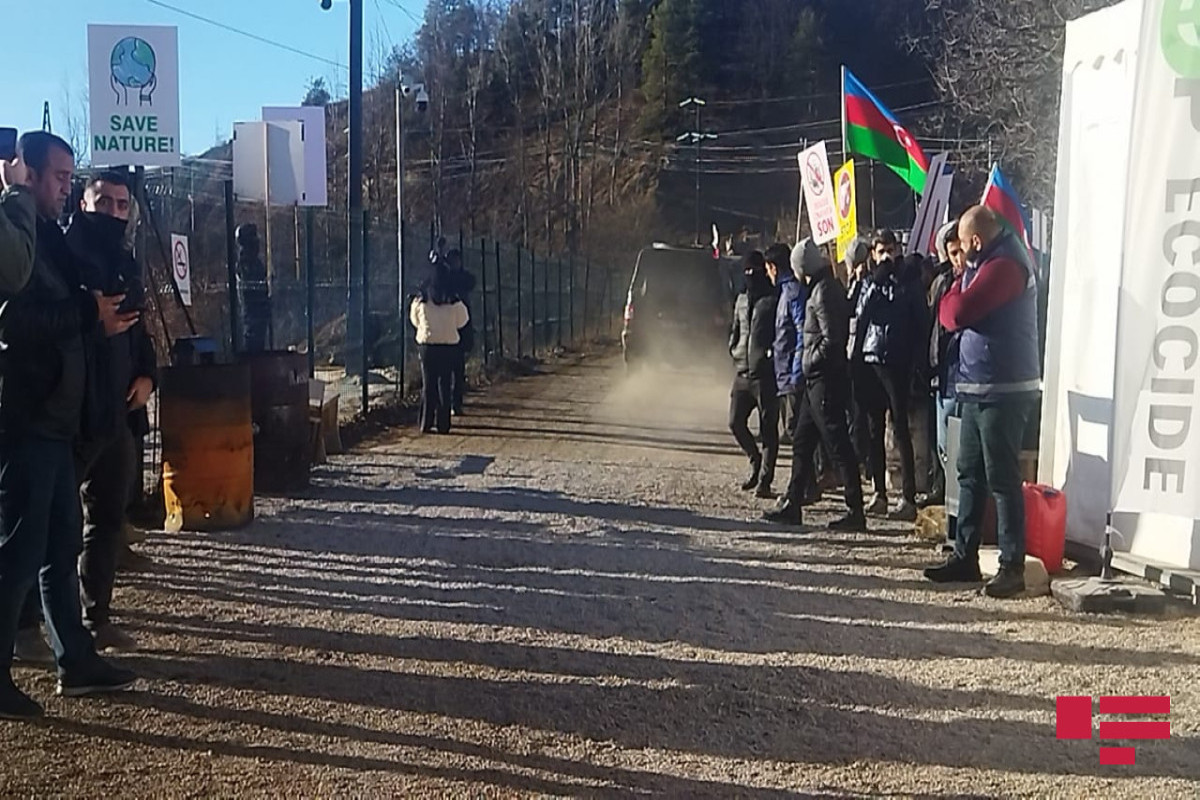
[840,65,848,156]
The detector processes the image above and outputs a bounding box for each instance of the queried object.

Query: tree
[302,76,332,107]
[639,0,703,136]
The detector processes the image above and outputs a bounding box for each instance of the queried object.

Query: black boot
[762,499,803,526]
[923,556,983,584]
[0,677,43,721]
[755,473,776,500]
[984,565,1027,599]
[741,458,762,492]
[828,511,868,532]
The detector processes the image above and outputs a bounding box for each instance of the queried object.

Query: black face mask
[745,269,771,297]
[81,211,129,248]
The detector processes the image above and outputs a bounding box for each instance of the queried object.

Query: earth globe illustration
[110,37,156,90]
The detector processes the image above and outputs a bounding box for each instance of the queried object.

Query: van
[621,245,738,372]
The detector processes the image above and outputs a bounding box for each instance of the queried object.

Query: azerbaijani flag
[981,164,1033,254]
[843,67,930,195]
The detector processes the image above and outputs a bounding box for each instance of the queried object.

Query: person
[728,251,779,498]
[844,238,874,478]
[65,171,156,651]
[924,206,1040,598]
[443,249,475,416]
[410,265,469,434]
[0,132,139,720]
[853,243,929,522]
[920,219,966,508]
[764,239,866,531]
[13,173,156,659]
[765,243,803,445]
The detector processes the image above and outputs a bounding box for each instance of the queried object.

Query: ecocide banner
[88,25,181,167]
[1112,0,1200,522]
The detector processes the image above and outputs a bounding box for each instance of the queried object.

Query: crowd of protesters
[727,205,1040,600]
[1,132,158,720]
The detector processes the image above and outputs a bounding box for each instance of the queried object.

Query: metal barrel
[160,363,254,532]
[242,351,311,494]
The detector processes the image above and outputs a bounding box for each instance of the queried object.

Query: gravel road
[3,354,1198,798]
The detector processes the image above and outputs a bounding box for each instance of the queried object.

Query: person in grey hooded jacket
[764,239,866,531]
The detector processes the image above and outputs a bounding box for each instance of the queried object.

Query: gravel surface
[3,354,1198,798]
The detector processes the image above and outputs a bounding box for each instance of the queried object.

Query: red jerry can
[1023,483,1067,574]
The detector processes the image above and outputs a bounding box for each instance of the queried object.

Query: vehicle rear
[621,246,736,374]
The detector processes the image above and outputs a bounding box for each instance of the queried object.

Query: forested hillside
[298,0,1120,254]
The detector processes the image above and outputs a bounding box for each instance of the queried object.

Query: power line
[144,0,346,70]
[382,0,423,27]
[706,78,933,107]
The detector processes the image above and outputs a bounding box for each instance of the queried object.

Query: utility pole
[677,97,716,246]
[322,0,364,365]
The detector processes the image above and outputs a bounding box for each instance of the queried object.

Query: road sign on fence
[171,233,192,306]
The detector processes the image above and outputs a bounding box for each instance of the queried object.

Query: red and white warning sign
[170,233,192,307]
[798,141,837,245]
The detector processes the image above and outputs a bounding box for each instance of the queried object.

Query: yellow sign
[834,160,858,263]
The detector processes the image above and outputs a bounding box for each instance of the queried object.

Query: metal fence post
[362,210,370,414]
[305,206,315,377]
[568,254,575,345]
[479,237,489,366]
[515,246,523,358]
[399,219,407,397]
[557,256,564,348]
[495,241,505,360]
[582,254,591,341]
[224,179,240,354]
[531,248,538,358]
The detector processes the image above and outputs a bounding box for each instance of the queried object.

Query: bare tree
[58,74,91,165]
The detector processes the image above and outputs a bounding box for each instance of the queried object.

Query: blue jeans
[953,398,1035,569]
[0,435,98,679]
[936,394,959,466]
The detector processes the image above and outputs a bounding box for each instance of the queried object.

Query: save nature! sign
[88,24,181,167]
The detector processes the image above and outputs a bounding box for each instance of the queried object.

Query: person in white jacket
[410,267,469,433]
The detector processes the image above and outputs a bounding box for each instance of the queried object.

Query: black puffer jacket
[0,215,102,442]
[729,288,776,380]
[857,260,929,370]
[801,269,851,381]
[65,211,158,441]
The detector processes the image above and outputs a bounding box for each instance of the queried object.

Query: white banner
[906,152,952,256]
[1038,0,1142,553]
[170,233,191,307]
[798,141,837,245]
[88,25,181,167]
[1111,0,1200,556]
[262,106,328,207]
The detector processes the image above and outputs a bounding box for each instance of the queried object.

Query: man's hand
[127,376,154,410]
[93,291,139,337]
[0,157,29,191]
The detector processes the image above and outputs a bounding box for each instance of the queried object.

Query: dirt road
[3,355,1198,797]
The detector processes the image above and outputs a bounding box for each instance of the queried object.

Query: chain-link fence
[123,159,627,494]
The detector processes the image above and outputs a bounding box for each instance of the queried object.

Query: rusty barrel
[242,351,311,494]
[160,363,254,532]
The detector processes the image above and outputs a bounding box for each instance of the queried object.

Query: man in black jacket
[0,133,138,720]
[765,239,866,531]
[67,171,156,651]
[728,251,778,498]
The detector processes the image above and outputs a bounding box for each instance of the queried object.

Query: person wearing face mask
[853,235,929,523]
[727,251,779,498]
[63,171,156,651]
[764,239,866,531]
[0,133,139,720]
[921,219,967,509]
[923,205,1040,599]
